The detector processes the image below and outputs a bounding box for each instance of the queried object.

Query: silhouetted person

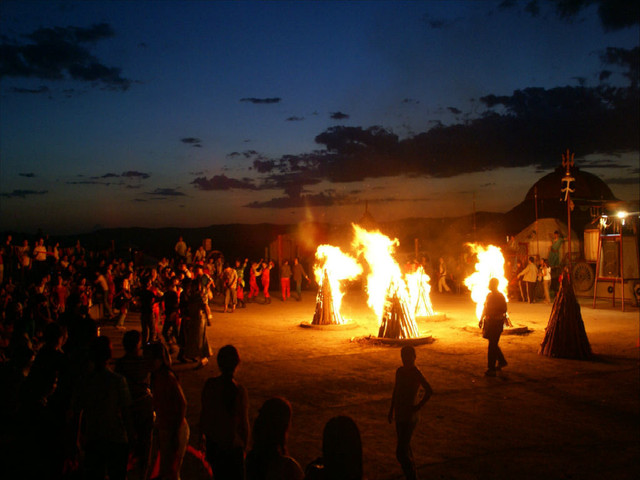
[246,397,304,480]
[150,341,189,480]
[114,330,153,480]
[388,346,432,480]
[199,345,250,480]
[305,415,363,480]
[73,335,132,480]
[479,277,511,376]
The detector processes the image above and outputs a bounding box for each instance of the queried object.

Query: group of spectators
[0,233,435,480]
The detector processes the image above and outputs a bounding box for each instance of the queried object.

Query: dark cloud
[1,189,48,198]
[600,47,639,88]
[234,84,638,209]
[99,173,120,178]
[402,98,420,104]
[19,172,36,177]
[447,107,462,115]
[121,170,150,179]
[286,116,304,121]
[605,176,640,185]
[0,23,132,91]
[191,175,258,191]
[66,180,112,186]
[504,0,639,31]
[330,111,349,120]
[181,137,202,145]
[581,160,628,169]
[9,85,49,94]
[421,13,460,29]
[146,188,186,196]
[240,97,281,104]
[245,191,353,209]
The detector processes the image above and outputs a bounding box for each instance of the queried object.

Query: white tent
[508,218,581,262]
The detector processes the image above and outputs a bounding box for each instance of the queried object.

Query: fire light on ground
[463,243,509,320]
[312,245,362,325]
[352,224,422,339]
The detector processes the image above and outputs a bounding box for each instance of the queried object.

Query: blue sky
[1,0,638,234]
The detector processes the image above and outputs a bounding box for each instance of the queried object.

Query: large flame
[463,243,509,320]
[405,265,435,317]
[351,224,407,319]
[313,244,362,319]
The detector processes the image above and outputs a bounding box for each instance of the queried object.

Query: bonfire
[352,225,422,339]
[463,243,509,321]
[311,244,362,325]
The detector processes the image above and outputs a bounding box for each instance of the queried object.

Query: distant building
[506,165,620,233]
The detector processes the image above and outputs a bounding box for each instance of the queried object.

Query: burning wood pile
[378,281,420,339]
[310,245,362,326]
[539,269,592,359]
[464,243,510,322]
[352,225,425,340]
[312,269,344,325]
[306,225,434,339]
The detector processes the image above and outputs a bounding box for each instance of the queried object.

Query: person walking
[292,257,309,302]
[388,346,433,480]
[437,257,451,293]
[479,277,511,376]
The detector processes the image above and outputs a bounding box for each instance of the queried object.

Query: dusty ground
[104,290,640,480]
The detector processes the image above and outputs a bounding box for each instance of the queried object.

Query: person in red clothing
[150,342,189,480]
[261,261,273,304]
[248,261,262,302]
[279,260,292,302]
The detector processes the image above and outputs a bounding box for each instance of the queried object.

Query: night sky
[1,0,638,235]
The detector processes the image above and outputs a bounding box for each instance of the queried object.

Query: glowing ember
[313,244,362,323]
[463,243,509,320]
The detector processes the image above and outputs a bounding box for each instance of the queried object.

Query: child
[388,346,433,480]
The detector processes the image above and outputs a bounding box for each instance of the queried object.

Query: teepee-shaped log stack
[539,269,592,359]
[312,269,344,325]
[378,284,420,339]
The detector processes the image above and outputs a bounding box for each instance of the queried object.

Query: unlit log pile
[539,269,592,359]
[378,285,420,339]
[312,269,344,325]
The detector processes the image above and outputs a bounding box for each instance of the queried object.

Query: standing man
[548,230,564,292]
[292,257,309,302]
[175,236,187,262]
[279,260,292,301]
[388,346,433,480]
[517,256,539,303]
[223,263,238,313]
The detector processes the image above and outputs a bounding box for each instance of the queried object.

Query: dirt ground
[103,289,640,480]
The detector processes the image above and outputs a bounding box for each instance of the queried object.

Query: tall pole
[535,185,539,257]
[561,149,575,270]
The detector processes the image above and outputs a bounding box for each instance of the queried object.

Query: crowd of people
[0,234,438,480]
